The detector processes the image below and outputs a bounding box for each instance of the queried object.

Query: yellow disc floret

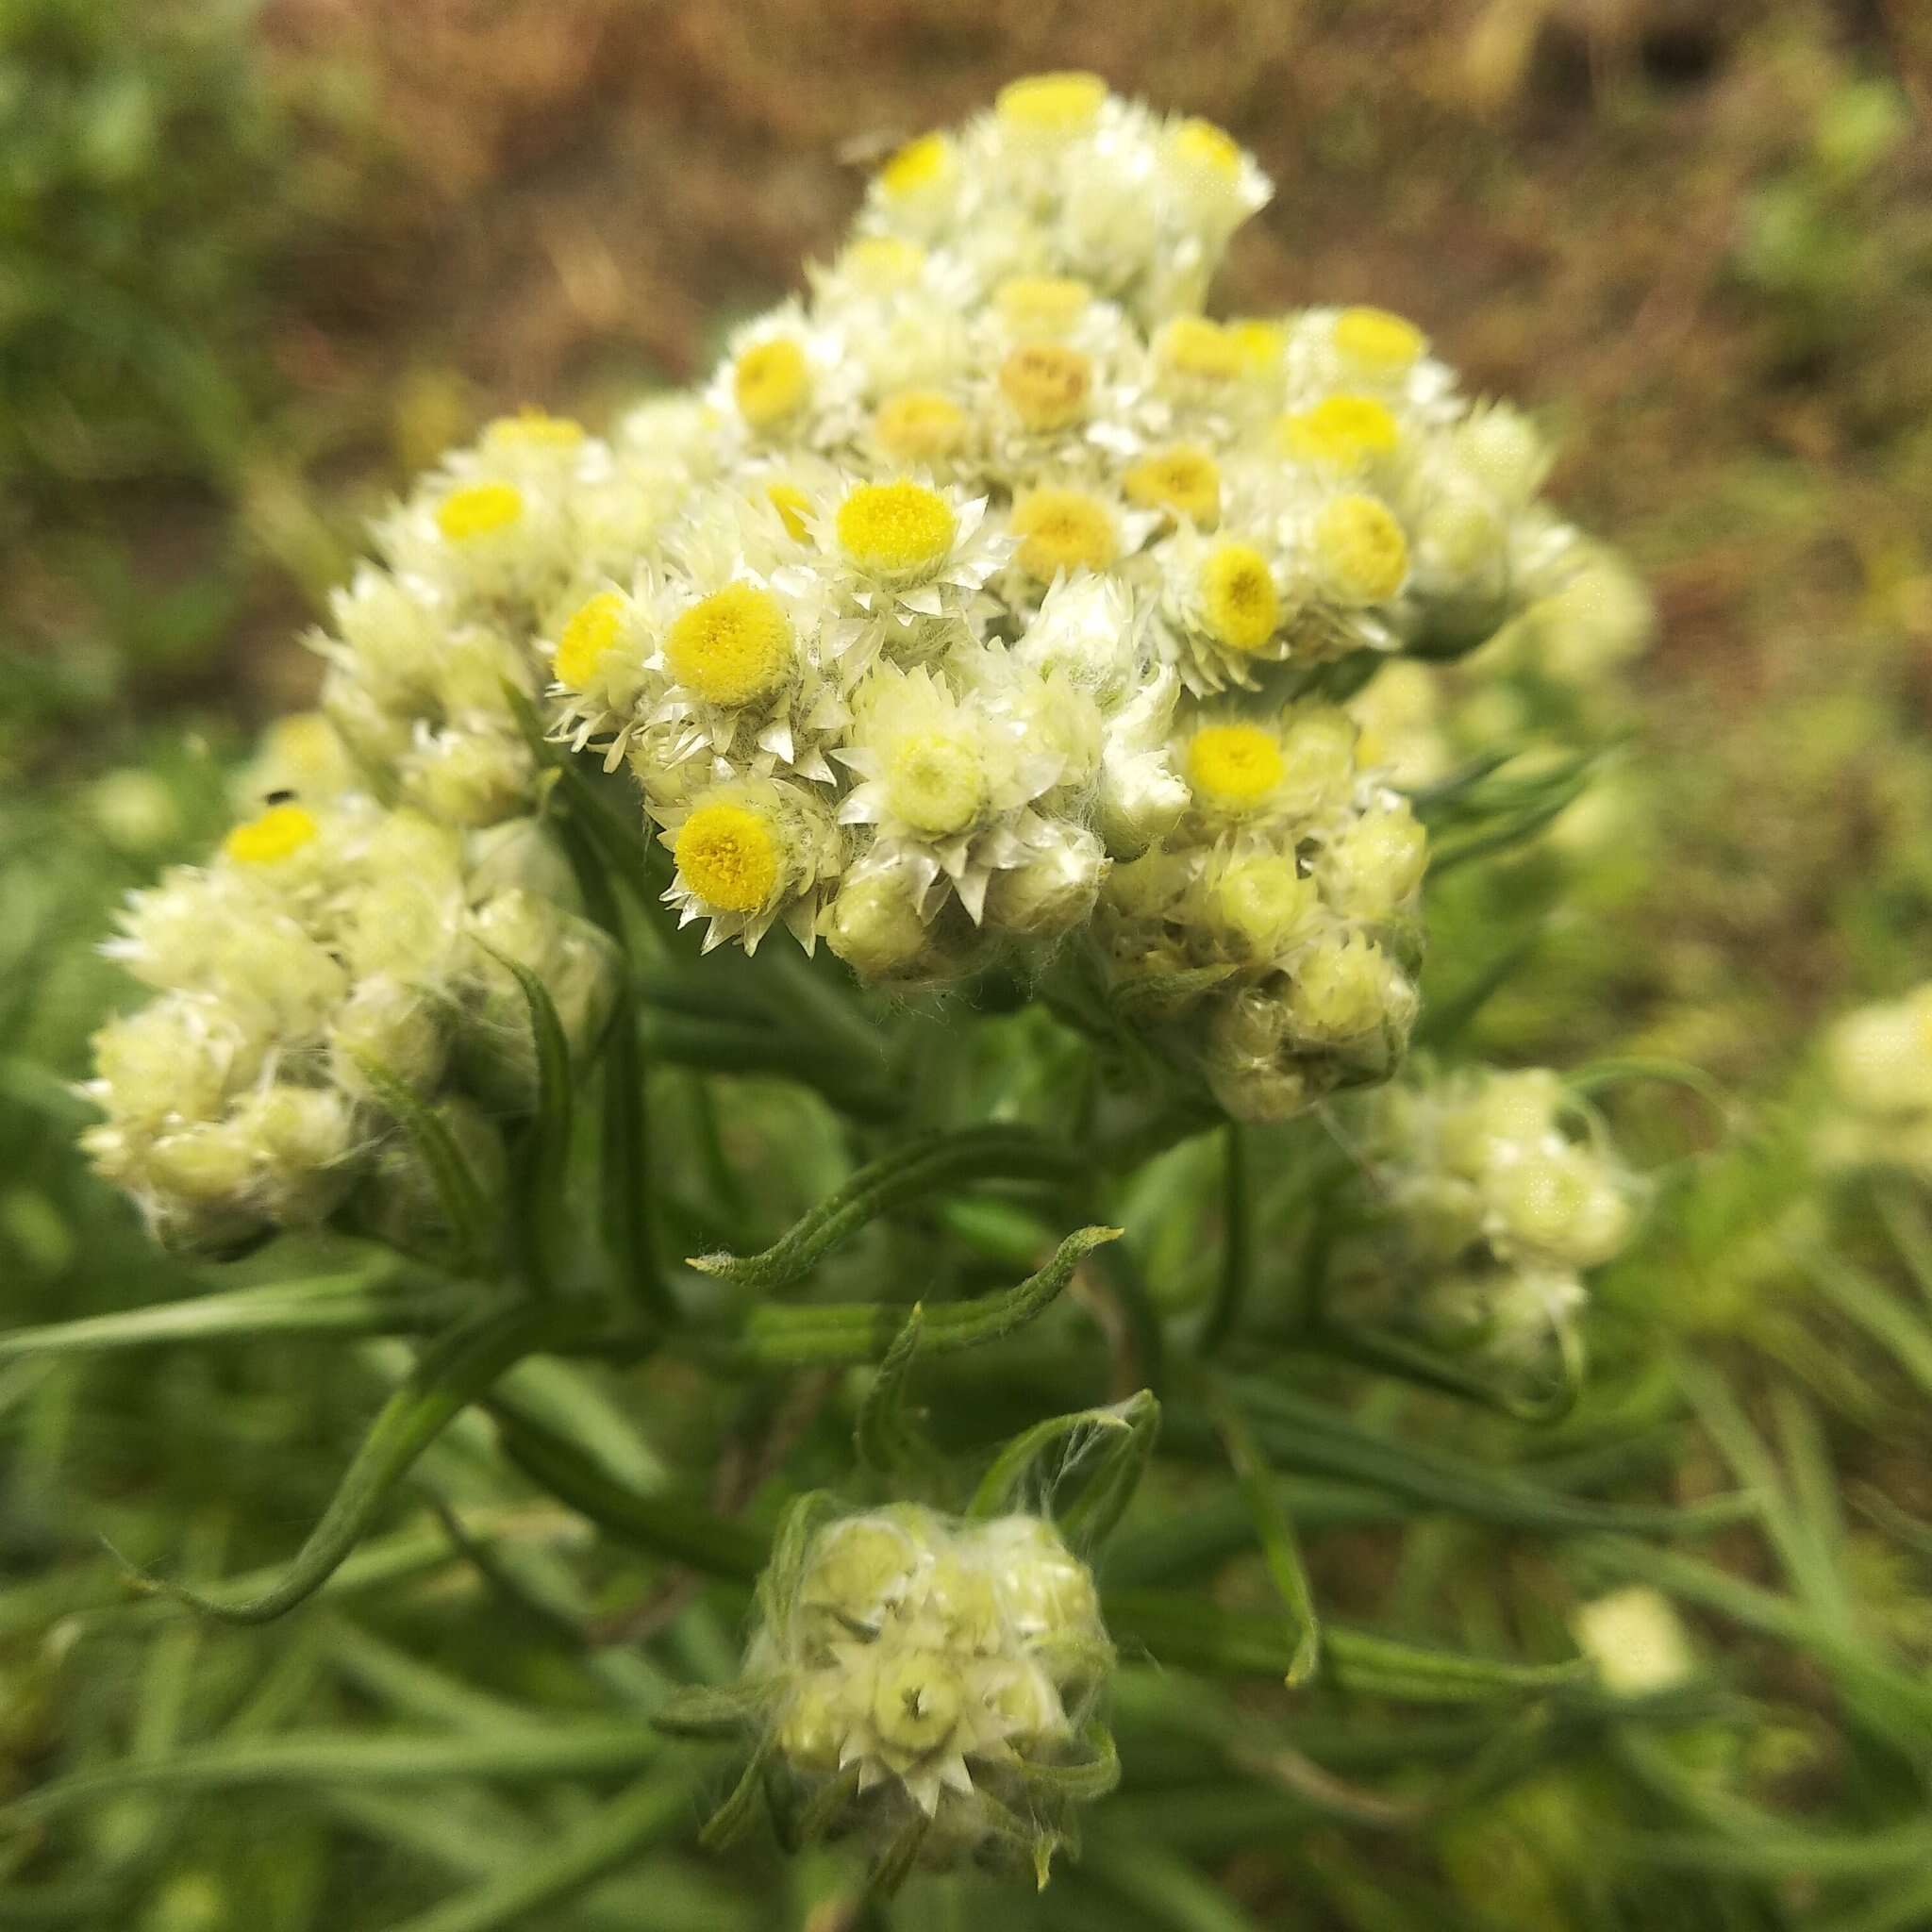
[1124,446,1222,525]
[995,71,1108,136]
[554,591,626,690]
[664,585,794,708]
[733,339,810,431]
[885,732,988,836]
[994,275,1092,336]
[1156,315,1242,384]
[878,132,953,200]
[1315,495,1409,604]
[1187,724,1285,813]
[998,343,1093,431]
[435,482,525,542]
[1011,489,1117,580]
[675,802,781,913]
[223,803,320,866]
[1229,319,1287,375]
[1201,541,1281,652]
[1333,306,1427,374]
[874,390,970,463]
[1279,394,1400,469]
[482,408,585,450]
[837,481,958,579]
[1170,116,1243,178]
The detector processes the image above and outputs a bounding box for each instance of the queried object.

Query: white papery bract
[1817,984,1932,1179]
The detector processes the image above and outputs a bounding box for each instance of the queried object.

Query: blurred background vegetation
[3,1,1931,1926]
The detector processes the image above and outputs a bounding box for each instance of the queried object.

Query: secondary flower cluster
[82,774,616,1248]
[1348,1066,1641,1363]
[1818,984,1932,1179]
[741,1504,1114,1868]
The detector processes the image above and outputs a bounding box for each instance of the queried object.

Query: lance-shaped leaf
[697,1741,776,1853]
[354,1056,499,1274]
[1224,1380,1756,1537]
[687,1124,1083,1291]
[1209,1392,1320,1687]
[492,1400,769,1585]
[1307,1315,1584,1423]
[966,1391,1160,1549]
[855,1306,939,1481]
[0,1267,455,1363]
[133,1299,596,1624]
[486,950,576,1296]
[708,1226,1120,1370]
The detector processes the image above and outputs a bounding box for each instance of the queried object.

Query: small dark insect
[264,789,297,805]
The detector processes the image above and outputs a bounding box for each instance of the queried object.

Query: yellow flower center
[1156,315,1242,383]
[994,275,1092,336]
[877,131,952,200]
[482,408,585,450]
[554,591,626,690]
[664,585,794,708]
[1228,318,1287,374]
[873,389,969,462]
[995,71,1107,136]
[841,236,925,288]
[1170,116,1243,177]
[434,482,525,542]
[1201,542,1281,652]
[223,802,320,866]
[998,342,1093,431]
[886,732,987,835]
[1011,489,1117,580]
[872,1652,963,1753]
[1315,494,1409,603]
[1333,306,1427,374]
[765,481,813,542]
[837,480,958,578]
[1124,446,1222,525]
[1188,724,1285,812]
[675,802,781,912]
[733,339,810,430]
[1278,393,1401,468]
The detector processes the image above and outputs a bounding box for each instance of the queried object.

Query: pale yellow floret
[998,343,1092,431]
[733,339,810,430]
[995,71,1108,136]
[1278,394,1400,468]
[258,712,347,786]
[837,481,958,579]
[482,408,585,450]
[841,237,926,289]
[1315,494,1409,603]
[1155,316,1242,384]
[675,803,781,913]
[665,585,794,708]
[1333,306,1427,374]
[874,390,970,462]
[1187,724,1284,812]
[994,275,1092,336]
[886,733,988,836]
[1124,447,1221,525]
[877,132,953,200]
[1170,116,1243,177]
[1201,541,1281,652]
[435,482,525,542]
[222,803,320,866]
[1228,319,1287,374]
[554,591,625,690]
[1011,490,1117,581]
[766,481,813,543]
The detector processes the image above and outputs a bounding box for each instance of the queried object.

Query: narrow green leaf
[1801,1248,1932,1400]
[688,1124,1082,1291]
[717,1225,1120,1369]
[1210,1393,1320,1686]
[855,1306,932,1478]
[699,1744,774,1852]
[967,1391,1159,1551]
[139,1300,594,1624]
[1307,1316,1582,1422]
[355,1057,497,1273]
[487,950,576,1296]
[652,1683,766,1740]
[1011,1722,1121,1803]
[1196,1123,1251,1357]
[493,1400,768,1584]
[600,988,671,1322]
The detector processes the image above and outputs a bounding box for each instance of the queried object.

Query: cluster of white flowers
[1818,985,1932,1178]
[81,769,616,1248]
[1353,1066,1641,1361]
[744,1504,1112,1861]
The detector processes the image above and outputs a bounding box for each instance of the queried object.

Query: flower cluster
[741,1504,1114,1870]
[82,779,616,1248]
[1818,985,1932,1179]
[1349,1066,1641,1363]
